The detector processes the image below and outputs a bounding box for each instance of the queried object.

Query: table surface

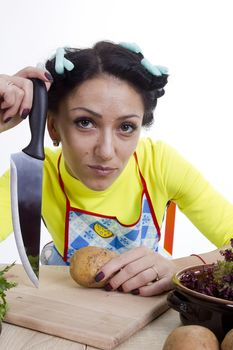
[0,308,180,350]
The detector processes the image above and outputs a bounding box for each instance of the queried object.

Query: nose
[94,130,115,161]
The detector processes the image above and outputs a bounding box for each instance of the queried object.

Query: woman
[0,41,233,296]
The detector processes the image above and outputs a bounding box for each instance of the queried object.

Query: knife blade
[10,79,48,287]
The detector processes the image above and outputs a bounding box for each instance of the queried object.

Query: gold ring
[151,265,159,281]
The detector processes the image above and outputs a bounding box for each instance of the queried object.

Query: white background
[1,0,233,264]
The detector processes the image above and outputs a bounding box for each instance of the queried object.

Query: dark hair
[45,41,168,127]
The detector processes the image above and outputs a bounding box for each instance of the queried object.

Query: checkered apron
[57,154,161,263]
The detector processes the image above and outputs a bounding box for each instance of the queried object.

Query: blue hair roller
[119,42,142,54]
[119,41,168,76]
[141,58,166,76]
[55,47,74,74]
[156,65,169,75]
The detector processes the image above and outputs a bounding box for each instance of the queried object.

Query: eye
[74,118,94,129]
[120,122,138,134]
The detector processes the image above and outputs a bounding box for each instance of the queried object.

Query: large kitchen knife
[10,79,48,287]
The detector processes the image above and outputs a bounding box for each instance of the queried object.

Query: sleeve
[0,169,13,241]
[158,142,233,248]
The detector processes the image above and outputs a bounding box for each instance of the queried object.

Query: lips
[89,165,116,171]
[88,165,117,176]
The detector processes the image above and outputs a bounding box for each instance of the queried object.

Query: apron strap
[133,152,161,239]
[57,153,71,261]
[57,153,69,201]
[134,152,176,256]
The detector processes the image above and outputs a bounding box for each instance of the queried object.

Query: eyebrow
[69,107,142,120]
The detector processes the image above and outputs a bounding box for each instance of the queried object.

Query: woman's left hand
[95,246,176,296]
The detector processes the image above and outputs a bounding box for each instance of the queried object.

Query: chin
[89,184,110,192]
[85,180,113,192]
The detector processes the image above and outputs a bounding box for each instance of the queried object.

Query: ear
[47,113,60,142]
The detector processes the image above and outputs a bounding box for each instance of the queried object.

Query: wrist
[173,255,208,273]
[173,248,225,272]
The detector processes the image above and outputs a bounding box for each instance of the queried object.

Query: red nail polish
[104,283,113,291]
[21,109,30,119]
[95,271,105,282]
[44,72,53,81]
[131,289,140,295]
[3,117,12,123]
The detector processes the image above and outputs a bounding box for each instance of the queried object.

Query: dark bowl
[167,264,233,342]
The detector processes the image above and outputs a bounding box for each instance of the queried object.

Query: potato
[221,329,233,350]
[70,246,117,288]
[162,325,219,350]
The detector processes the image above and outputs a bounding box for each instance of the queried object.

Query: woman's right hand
[0,67,53,133]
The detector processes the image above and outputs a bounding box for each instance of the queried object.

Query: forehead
[64,74,145,114]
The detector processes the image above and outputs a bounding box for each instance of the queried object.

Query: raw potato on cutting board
[162,325,219,350]
[70,246,117,287]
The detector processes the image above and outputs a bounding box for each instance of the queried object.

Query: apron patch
[93,222,114,238]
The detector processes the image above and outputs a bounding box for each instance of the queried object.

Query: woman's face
[48,74,144,191]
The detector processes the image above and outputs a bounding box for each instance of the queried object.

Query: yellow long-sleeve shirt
[1,138,233,256]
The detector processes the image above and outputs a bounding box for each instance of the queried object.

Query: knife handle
[22,79,48,160]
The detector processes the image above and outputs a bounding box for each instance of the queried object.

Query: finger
[139,276,173,297]
[15,78,33,117]
[2,76,34,116]
[15,67,52,99]
[98,246,152,281]
[109,255,157,290]
[15,66,53,86]
[0,114,22,132]
[1,83,23,106]
[119,266,159,292]
[1,86,24,120]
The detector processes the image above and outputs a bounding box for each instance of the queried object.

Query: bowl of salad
[167,240,233,342]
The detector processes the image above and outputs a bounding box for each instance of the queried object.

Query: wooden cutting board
[3,264,169,350]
